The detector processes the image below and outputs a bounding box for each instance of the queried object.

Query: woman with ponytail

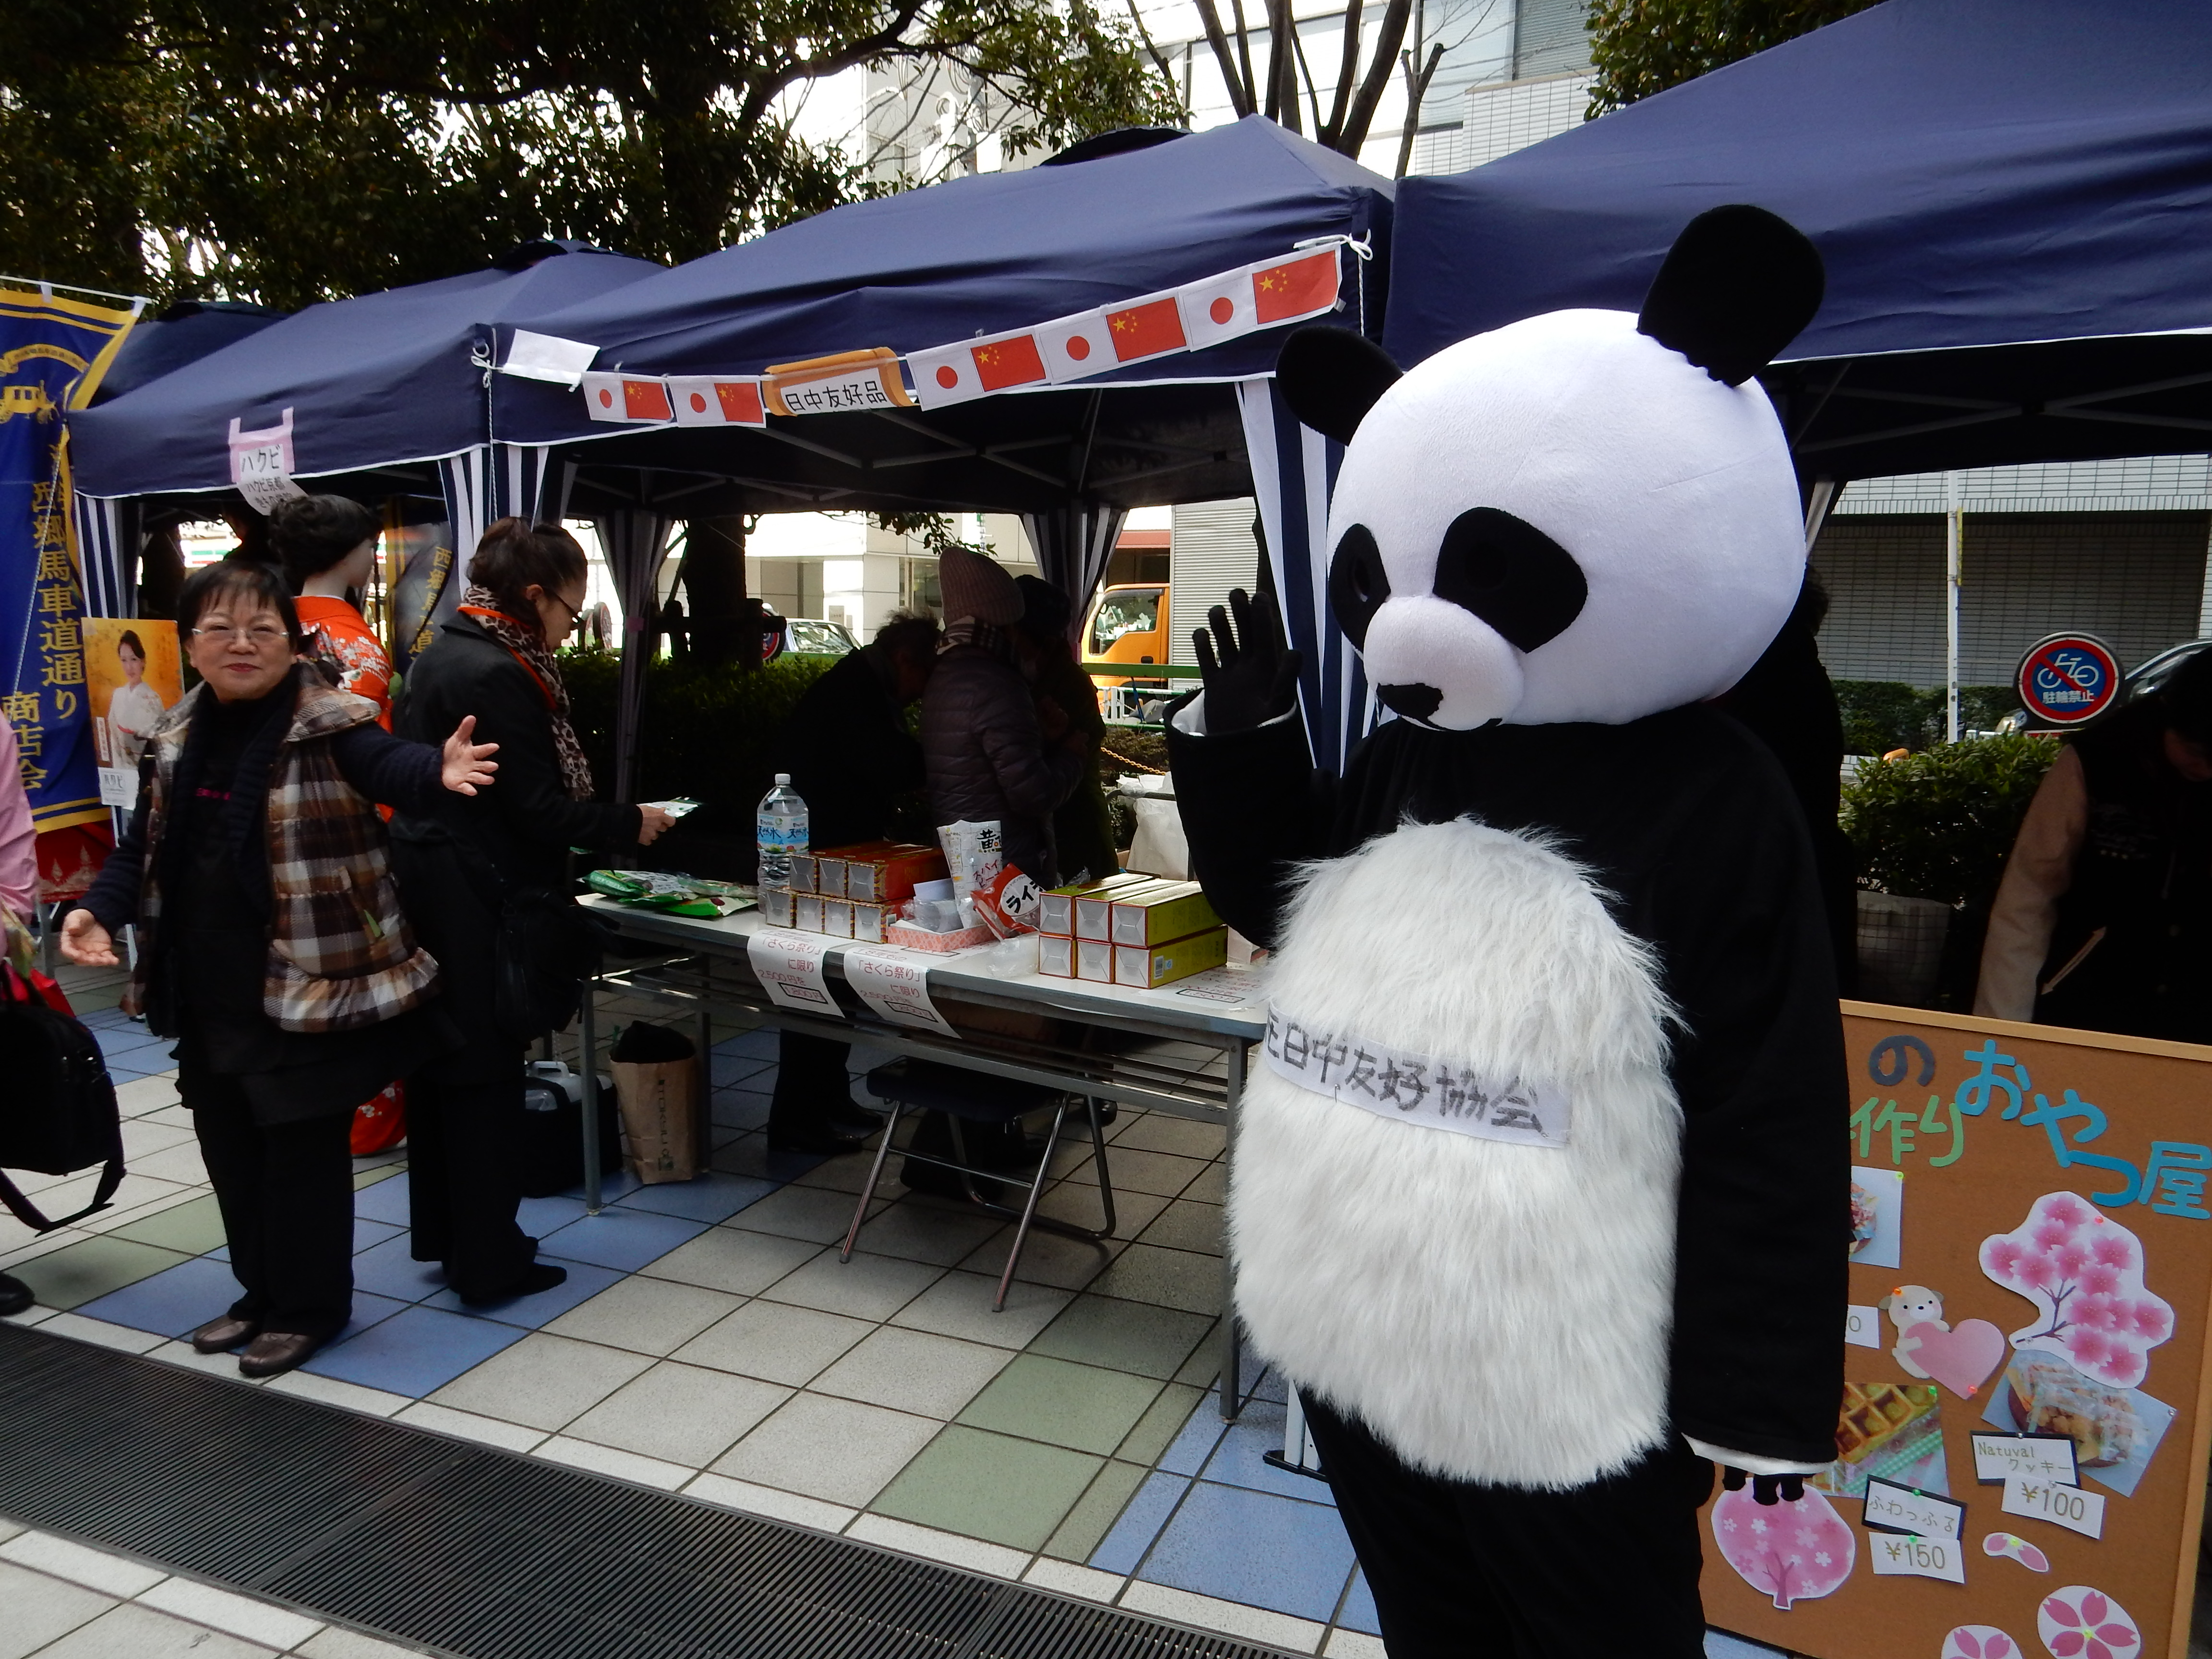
[390,519,673,1304]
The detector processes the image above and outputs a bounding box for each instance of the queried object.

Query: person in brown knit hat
[935,542,1024,627]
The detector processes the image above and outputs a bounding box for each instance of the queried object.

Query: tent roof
[70,245,662,499]
[88,301,287,406]
[1382,0,2212,476]
[497,118,1393,459]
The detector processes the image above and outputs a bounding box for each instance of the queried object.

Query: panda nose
[1377,683,1443,721]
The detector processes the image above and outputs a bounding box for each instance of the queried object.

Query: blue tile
[1247,1365,1290,1405]
[516,1194,590,1237]
[710,1089,772,1130]
[350,1233,446,1301]
[330,1290,411,1342]
[78,1006,139,1032]
[1158,1398,1228,1477]
[554,1168,641,1203]
[616,1173,775,1223]
[354,1217,403,1254]
[1089,1471,1190,1576]
[78,1256,248,1338]
[714,1028,780,1059]
[1706,1633,1788,1659]
[421,1256,625,1327]
[353,1172,413,1225]
[1139,1479,1354,1623]
[535,1207,707,1272]
[1337,1568,1380,1635]
[302,1304,526,1396]
[1198,1397,1336,1506]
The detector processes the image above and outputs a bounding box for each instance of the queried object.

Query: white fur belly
[1228,817,1681,1489]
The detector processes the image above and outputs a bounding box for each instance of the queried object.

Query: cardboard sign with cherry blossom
[1699,1008,2212,1659]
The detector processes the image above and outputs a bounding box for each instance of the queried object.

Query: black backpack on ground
[0,966,126,1232]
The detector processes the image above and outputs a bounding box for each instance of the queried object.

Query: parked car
[784,617,858,657]
[1995,637,2212,733]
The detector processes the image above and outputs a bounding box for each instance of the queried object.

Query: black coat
[1169,702,1849,1467]
[920,644,1082,885]
[774,646,925,851]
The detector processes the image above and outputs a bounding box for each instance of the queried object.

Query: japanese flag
[1039,311,1118,384]
[1178,249,1342,351]
[582,371,673,423]
[908,328,1051,409]
[667,376,766,427]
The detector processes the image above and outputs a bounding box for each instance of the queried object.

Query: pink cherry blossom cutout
[1711,1482,1854,1609]
[2039,1587,2140,1659]
[1946,1626,2020,1659]
[1983,1194,2172,1388]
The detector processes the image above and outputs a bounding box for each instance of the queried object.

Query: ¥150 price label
[2001,1474,2105,1539]
[1868,1533,1967,1584]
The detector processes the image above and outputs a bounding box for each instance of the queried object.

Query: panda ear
[1637,205,1825,387]
[1275,326,1402,445]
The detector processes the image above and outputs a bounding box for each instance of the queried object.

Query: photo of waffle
[1981,1349,2177,1498]
[1814,1381,1948,1498]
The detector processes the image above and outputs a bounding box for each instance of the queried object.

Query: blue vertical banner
[1,284,140,833]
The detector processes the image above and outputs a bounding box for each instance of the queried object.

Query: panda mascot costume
[1167,206,1847,1657]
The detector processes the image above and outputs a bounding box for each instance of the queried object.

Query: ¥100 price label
[2001,1474,2105,1539]
[1868,1534,1967,1584]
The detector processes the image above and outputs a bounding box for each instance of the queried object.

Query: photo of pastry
[1980,1350,2176,1499]
[1814,1380,1948,1498]
[1849,1166,1904,1269]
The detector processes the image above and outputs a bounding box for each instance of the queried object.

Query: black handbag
[494,887,616,1043]
[0,963,126,1232]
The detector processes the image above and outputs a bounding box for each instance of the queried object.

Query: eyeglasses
[192,623,290,649]
[545,591,582,625]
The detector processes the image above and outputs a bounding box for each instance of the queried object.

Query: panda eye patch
[1431,507,1587,653]
[1327,524,1390,649]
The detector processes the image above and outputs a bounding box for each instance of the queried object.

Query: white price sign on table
[746,930,840,1015]
[843,945,959,1036]
[2002,1473,2105,1539]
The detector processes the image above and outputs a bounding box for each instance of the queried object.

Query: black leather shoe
[0,1273,32,1318]
[239,1331,321,1378]
[191,1314,258,1354]
[768,1125,872,1156]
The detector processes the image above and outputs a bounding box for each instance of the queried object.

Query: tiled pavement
[5,965,1785,1659]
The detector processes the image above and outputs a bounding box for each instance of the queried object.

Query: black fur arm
[1165,696,1336,950]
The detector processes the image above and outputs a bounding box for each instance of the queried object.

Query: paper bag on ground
[609,1021,700,1184]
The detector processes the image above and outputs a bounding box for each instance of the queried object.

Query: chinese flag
[716,380,764,423]
[1106,298,1188,362]
[971,334,1047,391]
[1252,251,1339,325]
[623,379,673,421]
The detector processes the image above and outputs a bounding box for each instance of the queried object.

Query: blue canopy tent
[67,242,662,618]
[1384,0,2212,486]
[494,119,1394,774]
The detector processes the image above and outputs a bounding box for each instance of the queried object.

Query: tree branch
[1393,39,1441,178]
[1122,0,1183,112]
[1193,0,1255,117]
[1324,0,1363,145]
[1341,0,1413,153]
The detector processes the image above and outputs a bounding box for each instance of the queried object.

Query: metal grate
[0,1325,1291,1659]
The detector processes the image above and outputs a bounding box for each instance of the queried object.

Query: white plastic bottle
[756,773,809,890]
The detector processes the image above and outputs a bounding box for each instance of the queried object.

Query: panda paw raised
[1192,588,1302,733]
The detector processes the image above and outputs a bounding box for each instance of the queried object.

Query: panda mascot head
[1278,204,1826,730]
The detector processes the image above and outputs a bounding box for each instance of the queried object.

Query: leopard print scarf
[458,585,594,800]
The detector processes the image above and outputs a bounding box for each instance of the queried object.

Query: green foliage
[2,0,1182,307]
[1834,681,2020,755]
[1584,0,1882,115]
[1841,734,2057,909]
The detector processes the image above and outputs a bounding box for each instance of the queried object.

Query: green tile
[1043,1458,1149,1561]
[1029,1295,1214,1381]
[1174,1335,1221,1391]
[1180,1162,1227,1205]
[111,1194,227,1255]
[353,1162,406,1189]
[957,1353,1163,1456]
[871,1424,1102,1551]
[1135,1200,1223,1258]
[1088,1243,1221,1316]
[1114,1381,1202,1467]
[12,1237,190,1310]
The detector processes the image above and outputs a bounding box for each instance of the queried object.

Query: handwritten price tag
[1863,1478,1966,1542]
[1868,1532,1967,1584]
[843,945,959,1036]
[746,930,840,1015]
[2002,1473,2104,1539]
[1971,1432,2080,1488]
[1845,1304,1882,1349]
[227,408,305,513]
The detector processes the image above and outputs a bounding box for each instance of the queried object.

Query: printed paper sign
[746,930,840,1015]
[228,407,305,512]
[1863,1479,1966,1542]
[1972,1433,2079,1488]
[1168,966,1258,1006]
[500,330,599,387]
[1846,1304,1882,1348]
[843,945,958,1036]
[1264,1006,1569,1148]
[763,348,913,417]
[1869,1532,1968,1584]
[2002,1475,2105,1540]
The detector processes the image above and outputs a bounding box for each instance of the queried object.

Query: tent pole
[1945,470,1963,743]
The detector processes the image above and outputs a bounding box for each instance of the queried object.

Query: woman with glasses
[389,520,673,1305]
[62,560,500,1376]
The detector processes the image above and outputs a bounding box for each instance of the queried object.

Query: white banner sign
[746,930,840,1016]
[1263,1006,1569,1148]
[228,408,304,513]
[843,945,958,1036]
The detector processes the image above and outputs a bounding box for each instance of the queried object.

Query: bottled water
[756,773,808,890]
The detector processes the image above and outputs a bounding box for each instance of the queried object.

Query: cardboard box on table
[1109,882,1220,948]
[1041,872,1153,937]
[1702,1002,2212,1659]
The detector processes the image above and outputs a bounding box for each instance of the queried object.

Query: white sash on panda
[1262,1005,1571,1148]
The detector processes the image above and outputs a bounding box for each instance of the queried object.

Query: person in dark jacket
[920,547,1083,886]
[391,520,673,1303]
[766,611,939,1154]
[62,561,498,1375]
[1014,576,1118,886]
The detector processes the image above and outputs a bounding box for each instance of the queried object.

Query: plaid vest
[135,677,439,1033]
